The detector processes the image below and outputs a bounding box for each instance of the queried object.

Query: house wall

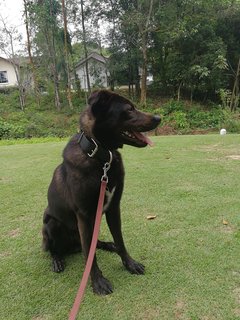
[75,58,108,90]
[0,58,18,87]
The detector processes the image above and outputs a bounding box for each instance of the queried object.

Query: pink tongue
[134,132,154,146]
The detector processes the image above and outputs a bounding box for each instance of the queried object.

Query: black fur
[42,90,160,295]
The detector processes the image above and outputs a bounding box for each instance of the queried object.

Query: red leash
[69,155,112,320]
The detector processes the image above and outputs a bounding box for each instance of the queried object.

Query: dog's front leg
[106,206,145,275]
[76,214,113,295]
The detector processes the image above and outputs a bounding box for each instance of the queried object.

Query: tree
[3,0,240,110]
[150,0,231,102]
[23,0,41,106]
[61,0,73,108]
[0,14,26,110]
[28,0,62,110]
[103,0,157,103]
[135,0,154,105]
[216,1,240,110]
[230,57,240,111]
[80,0,91,92]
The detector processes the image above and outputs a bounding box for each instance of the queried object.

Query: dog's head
[80,90,161,150]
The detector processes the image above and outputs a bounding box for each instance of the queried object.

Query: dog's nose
[153,115,161,124]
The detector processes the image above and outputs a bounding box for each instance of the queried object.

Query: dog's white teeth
[123,131,134,139]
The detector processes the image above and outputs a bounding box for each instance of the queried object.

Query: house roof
[0,56,15,64]
[0,56,31,66]
[75,52,108,68]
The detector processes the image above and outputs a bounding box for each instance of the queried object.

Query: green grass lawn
[1,135,240,320]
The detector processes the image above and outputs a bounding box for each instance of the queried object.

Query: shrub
[222,113,240,133]
[165,111,190,130]
[187,108,226,129]
[162,100,186,115]
[0,118,25,139]
[0,119,11,138]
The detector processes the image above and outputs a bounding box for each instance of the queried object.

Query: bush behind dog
[0,92,239,139]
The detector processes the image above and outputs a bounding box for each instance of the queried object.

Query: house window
[0,71,8,83]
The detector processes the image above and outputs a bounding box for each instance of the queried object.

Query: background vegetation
[0,0,239,139]
[0,88,240,140]
[0,0,240,111]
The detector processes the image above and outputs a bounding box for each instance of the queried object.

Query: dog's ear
[88,90,112,117]
[88,90,101,106]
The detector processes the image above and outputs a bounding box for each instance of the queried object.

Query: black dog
[42,90,160,295]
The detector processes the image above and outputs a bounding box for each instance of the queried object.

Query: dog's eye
[121,104,135,120]
[127,105,135,113]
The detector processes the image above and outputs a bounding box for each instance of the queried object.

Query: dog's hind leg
[42,209,68,273]
[97,240,117,252]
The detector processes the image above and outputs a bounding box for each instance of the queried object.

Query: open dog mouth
[121,130,154,147]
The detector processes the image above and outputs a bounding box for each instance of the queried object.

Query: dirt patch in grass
[221,225,235,234]
[200,144,220,152]
[138,307,161,320]
[226,155,240,160]
[233,288,240,316]
[174,300,187,319]
[8,228,20,238]
[233,288,240,304]
[234,308,240,317]
[0,251,11,258]
[155,125,177,135]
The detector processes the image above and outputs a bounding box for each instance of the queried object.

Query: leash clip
[101,151,113,183]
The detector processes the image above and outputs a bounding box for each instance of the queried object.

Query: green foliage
[167,111,190,130]
[0,89,22,112]
[0,89,87,139]
[0,117,25,139]
[223,114,240,133]
[218,89,232,108]
[1,90,240,140]
[150,100,240,133]
[14,0,240,108]
[0,111,80,139]
[187,108,226,129]
[162,100,186,115]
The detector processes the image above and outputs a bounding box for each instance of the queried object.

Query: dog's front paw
[92,276,113,295]
[52,258,65,273]
[123,258,145,275]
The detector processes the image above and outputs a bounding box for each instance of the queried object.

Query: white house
[0,57,19,87]
[75,52,109,90]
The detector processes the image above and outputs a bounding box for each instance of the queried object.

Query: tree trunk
[138,0,154,106]
[49,0,61,111]
[134,60,141,98]
[230,57,240,111]
[45,34,61,111]
[61,0,73,109]
[11,61,25,111]
[23,0,40,107]
[190,88,194,104]
[9,44,25,110]
[177,82,182,101]
[54,77,61,111]
[140,31,148,105]
[80,0,91,92]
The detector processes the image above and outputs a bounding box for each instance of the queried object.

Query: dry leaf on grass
[222,219,229,225]
[146,215,157,220]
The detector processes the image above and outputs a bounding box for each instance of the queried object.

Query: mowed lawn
[1,134,240,320]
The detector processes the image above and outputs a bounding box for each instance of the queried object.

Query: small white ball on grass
[220,128,226,135]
